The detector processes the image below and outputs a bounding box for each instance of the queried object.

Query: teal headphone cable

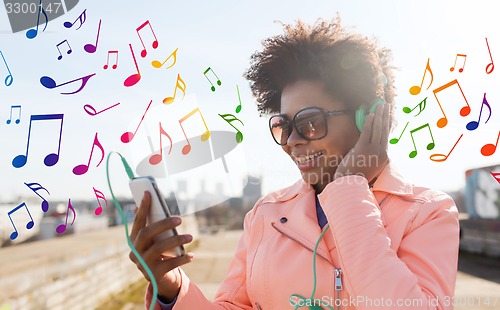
[290,223,335,310]
[105,151,159,310]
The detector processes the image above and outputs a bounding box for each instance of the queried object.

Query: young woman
[129,18,460,310]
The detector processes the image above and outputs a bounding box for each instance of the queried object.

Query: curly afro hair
[244,16,396,127]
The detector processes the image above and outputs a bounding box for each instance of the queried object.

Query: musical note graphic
[73,132,105,175]
[56,199,76,234]
[481,131,500,156]
[6,105,21,124]
[219,114,244,143]
[84,19,101,54]
[0,50,13,86]
[235,84,242,113]
[8,202,34,240]
[103,50,119,69]
[26,0,48,39]
[136,20,158,58]
[402,97,427,117]
[93,187,108,216]
[152,47,178,69]
[491,172,500,185]
[409,58,433,95]
[163,74,186,104]
[467,93,491,131]
[485,38,494,74]
[124,44,141,87]
[432,79,471,128]
[12,114,64,168]
[121,100,153,143]
[84,102,120,116]
[149,123,173,165]
[450,54,467,73]
[408,123,435,158]
[25,182,50,212]
[430,134,463,162]
[179,108,211,155]
[40,73,96,95]
[203,67,222,92]
[56,40,72,60]
[64,9,87,30]
[389,122,409,144]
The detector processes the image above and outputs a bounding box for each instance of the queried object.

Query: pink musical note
[163,74,186,104]
[93,187,108,216]
[84,19,101,54]
[219,114,244,143]
[26,0,48,39]
[73,132,105,175]
[40,73,96,95]
[64,9,87,30]
[430,134,463,162]
[6,105,21,124]
[486,38,494,74]
[84,102,120,116]
[466,93,491,131]
[8,202,34,240]
[124,44,141,87]
[136,20,158,58]
[149,123,173,165]
[432,79,471,128]
[56,199,76,234]
[402,97,427,117]
[12,114,64,168]
[179,108,211,155]
[409,58,433,95]
[491,172,500,185]
[152,47,178,69]
[56,39,72,60]
[24,182,50,212]
[481,130,500,156]
[121,100,153,143]
[450,54,467,73]
[1,50,13,86]
[103,50,119,69]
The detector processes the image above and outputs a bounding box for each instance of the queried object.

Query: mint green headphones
[354,73,387,132]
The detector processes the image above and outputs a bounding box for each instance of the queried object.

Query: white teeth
[295,152,323,164]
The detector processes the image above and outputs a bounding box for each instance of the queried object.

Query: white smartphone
[129,176,185,257]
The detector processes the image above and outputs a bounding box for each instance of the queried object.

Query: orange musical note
[163,74,186,104]
[409,58,433,95]
[92,187,108,216]
[389,122,409,144]
[56,40,72,60]
[430,134,463,162]
[73,132,105,175]
[149,123,173,165]
[203,67,222,92]
[121,100,153,143]
[136,20,158,58]
[491,172,500,185]
[466,93,491,131]
[26,0,48,39]
[40,73,96,95]
[402,97,427,117]
[64,9,87,30]
[219,114,244,143]
[432,79,471,128]
[152,48,178,69]
[56,199,76,234]
[485,37,494,74]
[124,44,141,87]
[481,130,500,156]
[103,50,119,70]
[408,123,435,158]
[8,202,34,240]
[450,54,467,73]
[179,108,211,155]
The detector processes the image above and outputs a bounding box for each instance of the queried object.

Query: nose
[285,124,308,147]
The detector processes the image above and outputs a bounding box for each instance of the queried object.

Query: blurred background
[0,0,499,309]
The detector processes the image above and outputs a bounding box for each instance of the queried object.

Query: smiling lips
[292,151,324,167]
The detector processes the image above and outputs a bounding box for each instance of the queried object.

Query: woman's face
[280,80,360,192]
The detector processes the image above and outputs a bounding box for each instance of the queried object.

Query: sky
[0,0,499,214]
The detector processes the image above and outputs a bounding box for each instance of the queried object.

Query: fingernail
[185,234,193,242]
[187,253,194,259]
[172,217,181,225]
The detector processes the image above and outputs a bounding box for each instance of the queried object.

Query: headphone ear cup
[355,98,386,132]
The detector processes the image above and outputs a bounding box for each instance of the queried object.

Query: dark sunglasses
[269,107,349,145]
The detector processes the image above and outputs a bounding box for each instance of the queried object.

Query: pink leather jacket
[145,163,460,309]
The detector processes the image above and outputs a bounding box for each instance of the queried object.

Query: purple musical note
[56,199,76,234]
[40,73,95,95]
[64,9,87,30]
[466,93,491,131]
[8,202,34,240]
[84,19,101,54]
[73,132,105,175]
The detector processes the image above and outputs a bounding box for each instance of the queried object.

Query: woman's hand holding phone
[128,191,194,302]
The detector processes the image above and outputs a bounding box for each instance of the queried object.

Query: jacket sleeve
[144,204,260,310]
[318,175,459,310]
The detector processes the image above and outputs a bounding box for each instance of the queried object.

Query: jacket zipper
[271,223,343,310]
